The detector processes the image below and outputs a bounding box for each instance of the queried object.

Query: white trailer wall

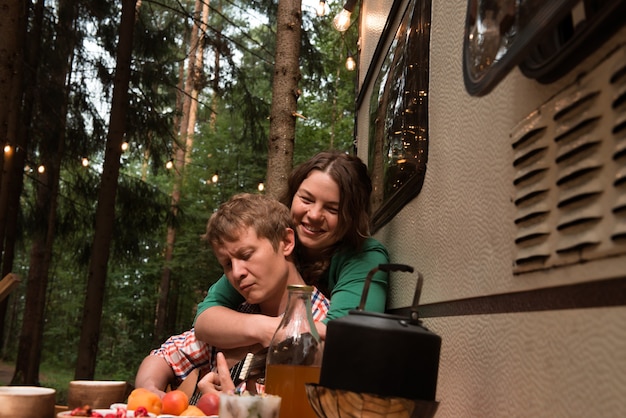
[355,1,626,416]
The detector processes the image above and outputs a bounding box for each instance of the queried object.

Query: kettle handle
[357,264,422,318]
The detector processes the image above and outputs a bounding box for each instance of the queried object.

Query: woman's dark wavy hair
[280,150,372,255]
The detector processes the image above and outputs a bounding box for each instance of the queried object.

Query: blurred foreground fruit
[127,388,162,415]
[161,390,189,415]
[180,405,206,416]
[196,392,220,416]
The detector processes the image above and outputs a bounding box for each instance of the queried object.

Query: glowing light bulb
[166,160,173,169]
[345,53,356,71]
[38,165,45,174]
[316,1,326,17]
[258,182,265,192]
[121,142,129,151]
[333,9,351,32]
[211,173,219,183]
[4,145,11,153]
[82,158,89,167]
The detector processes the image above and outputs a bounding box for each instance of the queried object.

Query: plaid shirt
[151,286,329,386]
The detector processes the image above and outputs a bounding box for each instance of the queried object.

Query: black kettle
[319,264,441,401]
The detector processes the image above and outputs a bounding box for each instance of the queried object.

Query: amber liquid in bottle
[265,284,322,418]
[265,364,320,418]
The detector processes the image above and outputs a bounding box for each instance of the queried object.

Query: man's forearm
[194,306,281,348]
[134,355,175,397]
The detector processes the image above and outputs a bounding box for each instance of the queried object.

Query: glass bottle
[265,284,322,418]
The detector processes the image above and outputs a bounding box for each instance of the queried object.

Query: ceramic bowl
[305,384,439,418]
[67,380,129,409]
[0,386,56,418]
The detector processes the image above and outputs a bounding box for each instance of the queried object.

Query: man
[135,193,329,398]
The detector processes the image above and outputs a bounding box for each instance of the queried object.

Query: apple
[196,392,220,416]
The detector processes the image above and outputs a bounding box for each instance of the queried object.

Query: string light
[211,172,219,183]
[258,182,265,192]
[333,0,357,32]
[4,145,11,153]
[38,165,45,174]
[316,1,327,17]
[82,158,89,167]
[165,159,174,169]
[345,50,356,71]
[121,141,129,151]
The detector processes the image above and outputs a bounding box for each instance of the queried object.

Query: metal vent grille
[511,45,626,273]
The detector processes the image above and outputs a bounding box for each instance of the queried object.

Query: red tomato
[196,392,220,416]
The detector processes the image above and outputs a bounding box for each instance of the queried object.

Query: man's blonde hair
[204,193,294,251]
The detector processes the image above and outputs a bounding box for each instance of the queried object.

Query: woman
[194,151,389,347]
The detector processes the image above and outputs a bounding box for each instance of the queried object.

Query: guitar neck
[231,347,268,385]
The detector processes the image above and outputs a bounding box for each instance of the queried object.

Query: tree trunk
[265,0,302,200]
[1,0,42,295]
[75,0,137,380]
[0,0,24,148]
[210,37,220,130]
[13,0,77,384]
[155,0,207,343]
[0,0,26,342]
[209,0,221,132]
[184,0,208,166]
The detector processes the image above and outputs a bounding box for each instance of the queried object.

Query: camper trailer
[353,0,626,416]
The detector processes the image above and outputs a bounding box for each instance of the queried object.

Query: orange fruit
[179,405,206,416]
[127,388,162,415]
[161,389,189,415]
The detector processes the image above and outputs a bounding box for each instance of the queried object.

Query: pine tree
[266,0,303,199]
[75,0,138,380]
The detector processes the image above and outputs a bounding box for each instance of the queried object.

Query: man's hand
[197,352,236,395]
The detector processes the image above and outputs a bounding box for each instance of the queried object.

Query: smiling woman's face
[290,170,341,256]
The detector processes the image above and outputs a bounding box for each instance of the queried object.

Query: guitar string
[189,347,252,405]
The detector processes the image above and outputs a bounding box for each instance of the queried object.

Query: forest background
[0,0,358,401]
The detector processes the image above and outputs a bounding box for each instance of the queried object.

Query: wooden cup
[67,380,128,409]
[0,386,56,418]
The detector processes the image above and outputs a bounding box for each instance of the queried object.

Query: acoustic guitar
[188,347,268,404]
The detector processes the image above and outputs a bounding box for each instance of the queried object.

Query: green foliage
[3,0,359,383]
[40,362,75,405]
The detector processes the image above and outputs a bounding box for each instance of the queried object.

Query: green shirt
[194,237,390,324]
